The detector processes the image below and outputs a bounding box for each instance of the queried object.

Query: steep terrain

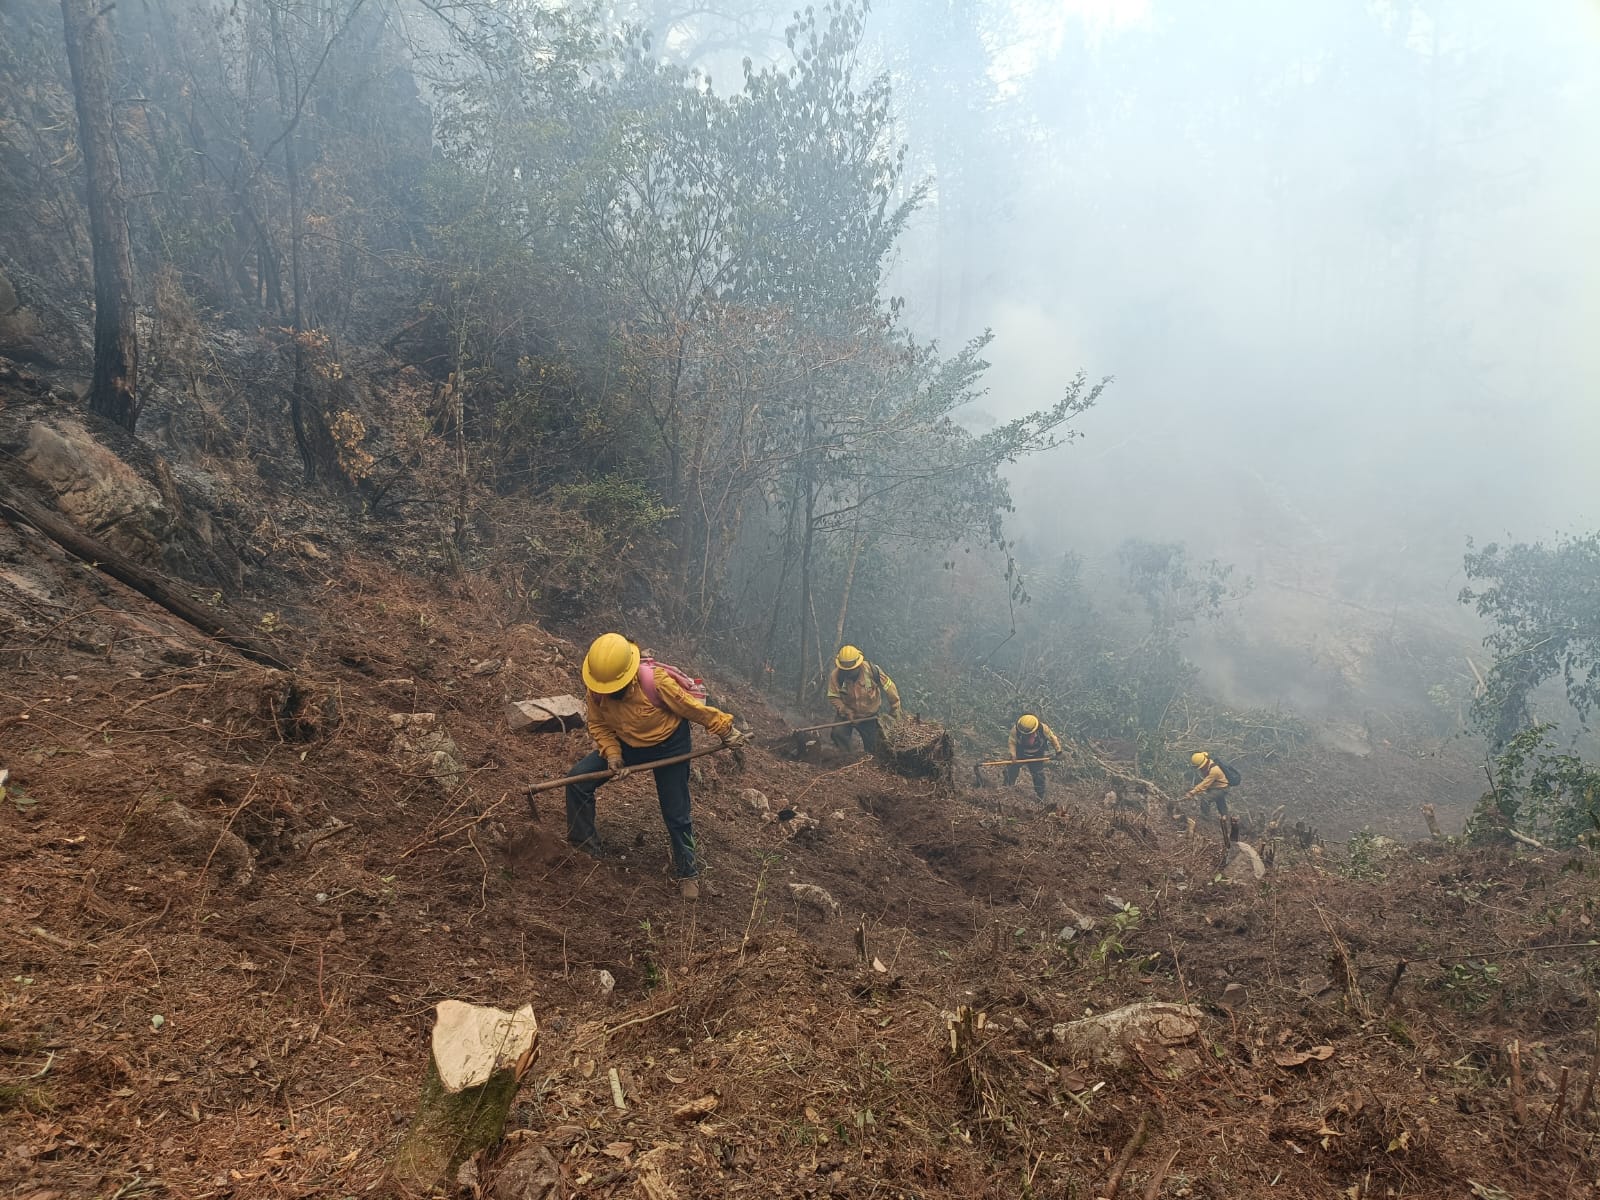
[0,384,1597,1199]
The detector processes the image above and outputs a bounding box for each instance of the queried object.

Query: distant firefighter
[1184,750,1238,817]
[827,645,901,752]
[1005,714,1064,799]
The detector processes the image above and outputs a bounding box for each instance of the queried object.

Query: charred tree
[61,0,140,431]
[267,0,319,480]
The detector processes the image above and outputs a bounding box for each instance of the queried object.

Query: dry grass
[1,541,1599,1199]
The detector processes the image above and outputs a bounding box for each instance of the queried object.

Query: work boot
[678,877,700,901]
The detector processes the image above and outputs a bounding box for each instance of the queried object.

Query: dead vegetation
[0,430,1597,1200]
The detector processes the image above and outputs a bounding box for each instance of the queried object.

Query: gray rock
[787,883,839,918]
[388,712,465,794]
[21,419,172,564]
[134,798,254,887]
[1050,1001,1204,1067]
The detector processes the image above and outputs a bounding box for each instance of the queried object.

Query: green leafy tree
[1472,723,1600,849]
[1460,532,1600,746]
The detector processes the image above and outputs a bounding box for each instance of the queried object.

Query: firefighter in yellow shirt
[1185,750,1232,817]
[1006,714,1064,799]
[826,645,901,752]
[566,633,744,900]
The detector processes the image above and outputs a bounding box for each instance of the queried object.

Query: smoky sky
[860,0,1600,593]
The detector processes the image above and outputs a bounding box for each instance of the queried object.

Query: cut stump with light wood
[392,999,540,1193]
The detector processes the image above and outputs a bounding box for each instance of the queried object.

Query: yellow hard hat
[836,644,865,670]
[1190,751,1210,768]
[583,632,641,694]
[1018,714,1040,733]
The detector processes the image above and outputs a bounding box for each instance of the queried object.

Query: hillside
[1,386,1596,1199]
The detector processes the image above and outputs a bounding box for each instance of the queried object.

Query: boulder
[504,695,585,734]
[0,261,86,367]
[389,712,465,795]
[1225,840,1268,879]
[21,418,171,564]
[132,797,254,887]
[787,883,839,918]
[1049,1001,1203,1068]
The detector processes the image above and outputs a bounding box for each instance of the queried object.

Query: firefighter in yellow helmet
[826,645,901,752]
[1185,750,1232,817]
[1006,713,1064,799]
[566,633,744,900]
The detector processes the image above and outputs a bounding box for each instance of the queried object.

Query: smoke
[857,0,1600,715]
[874,0,1600,585]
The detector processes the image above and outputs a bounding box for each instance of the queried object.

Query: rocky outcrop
[20,417,171,564]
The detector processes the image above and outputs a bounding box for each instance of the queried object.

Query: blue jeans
[566,718,698,879]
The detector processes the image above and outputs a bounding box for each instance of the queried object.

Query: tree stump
[392,1000,540,1193]
[876,714,953,782]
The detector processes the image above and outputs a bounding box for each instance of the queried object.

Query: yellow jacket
[827,662,900,720]
[1008,721,1063,759]
[1190,762,1229,795]
[586,672,733,760]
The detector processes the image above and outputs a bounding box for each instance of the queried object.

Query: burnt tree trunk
[61,0,140,432]
[267,0,334,482]
[0,480,288,670]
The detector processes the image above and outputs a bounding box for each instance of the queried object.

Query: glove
[721,727,748,749]
[607,756,630,780]
[888,705,902,719]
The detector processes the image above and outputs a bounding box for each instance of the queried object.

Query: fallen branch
[1142,1145,1179,1200]
[567,1007,683,1055]
[1505,827,1550,852]
[299,818,355,857]
[122,681,211,717]
[792,754,872,806]
[608,1066,626,1110]
[1476,764,1558,851]
[399,791,518,860]
[1080,746,1180,808]
[0,480,288,670]
[1100,1112,1150,1200]
[1432,941,1600,964]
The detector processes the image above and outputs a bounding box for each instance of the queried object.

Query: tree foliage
[1460,532,1600,746]
[1471,723,1600,849]
[0,0,1108,710]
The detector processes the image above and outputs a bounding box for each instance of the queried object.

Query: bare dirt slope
[1,403,1597,1200]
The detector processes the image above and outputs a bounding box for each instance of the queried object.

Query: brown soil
[1,468,1597,1200]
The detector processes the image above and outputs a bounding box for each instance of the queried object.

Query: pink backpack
[637,653,708,708]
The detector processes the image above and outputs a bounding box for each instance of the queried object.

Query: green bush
[1468,723,1600,848]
